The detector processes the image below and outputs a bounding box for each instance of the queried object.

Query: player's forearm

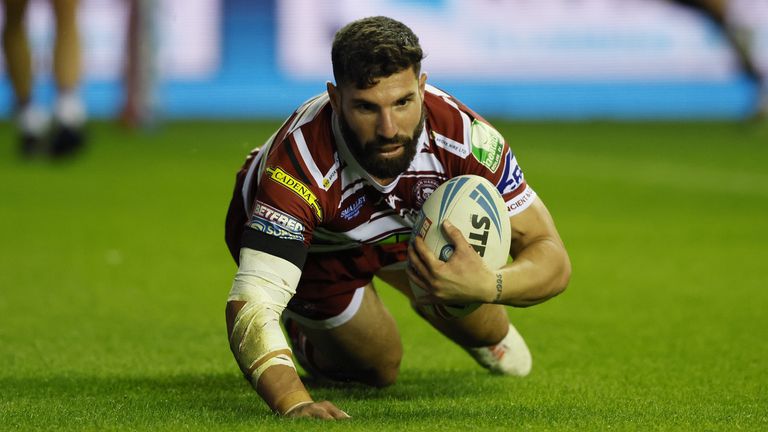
[227,301,312,414]
[227,248,311,414]
[227,301,313,414]
[496,237,570,307]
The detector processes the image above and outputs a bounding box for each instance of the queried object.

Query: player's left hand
[407,220,496,304]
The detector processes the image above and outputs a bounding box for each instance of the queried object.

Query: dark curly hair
[331,16,424,89]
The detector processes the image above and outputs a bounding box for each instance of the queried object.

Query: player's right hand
[285,401,351,419]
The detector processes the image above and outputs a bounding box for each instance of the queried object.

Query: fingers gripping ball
[410,175,512,319]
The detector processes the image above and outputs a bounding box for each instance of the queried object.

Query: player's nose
[376,109,398,139]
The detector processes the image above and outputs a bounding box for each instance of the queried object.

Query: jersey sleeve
[242,140,325,269]
[425,88,537,218]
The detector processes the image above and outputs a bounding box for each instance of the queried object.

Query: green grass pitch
[1,120,766,431]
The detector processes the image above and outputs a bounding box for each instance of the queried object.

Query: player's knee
[352,347,402,388]
[363,356,401,388]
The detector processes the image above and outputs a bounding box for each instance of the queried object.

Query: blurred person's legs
[50,0,86,157]
[1,0,85,157]
[2,0,48,155]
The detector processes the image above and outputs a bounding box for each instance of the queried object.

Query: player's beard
[339,107,425,180]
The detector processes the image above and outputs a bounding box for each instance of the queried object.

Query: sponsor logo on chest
[340,195,366,220]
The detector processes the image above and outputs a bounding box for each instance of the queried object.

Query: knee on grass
[318,354,401,388]
[356,357,401,388]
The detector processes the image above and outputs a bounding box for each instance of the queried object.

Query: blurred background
[2,1,768,429]
[2,0,768,122]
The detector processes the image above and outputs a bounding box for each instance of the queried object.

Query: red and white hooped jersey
[239,84,537,255]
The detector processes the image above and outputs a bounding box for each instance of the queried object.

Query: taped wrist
[228,248,302,384]
[277,390,314,415]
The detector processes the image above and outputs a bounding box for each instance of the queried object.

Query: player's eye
[395,97,411,107]
[356,103,376,112]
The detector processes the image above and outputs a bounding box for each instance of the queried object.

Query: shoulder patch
[266,166,323,221]
[470,120,504,173]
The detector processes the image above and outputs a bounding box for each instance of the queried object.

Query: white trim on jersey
[506,185,538,217]
[293,129,327,189]
[312,225,362,244]
[456,109,472,147]
[243,94,331,214]
[425,84,449,98]
[288,94,343,191]
[407,150,445,175]
[282,286,366,330]
[341,214,410,243]
[309,209,408,247]
[339,176,366,206]
[288,93,327,133]
[426,85,472,146]
[242,131,277,213]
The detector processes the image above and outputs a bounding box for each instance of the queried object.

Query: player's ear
[418,73,427,99]
[327,81,340,112]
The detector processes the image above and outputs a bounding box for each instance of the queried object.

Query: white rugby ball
[409,175,511,320]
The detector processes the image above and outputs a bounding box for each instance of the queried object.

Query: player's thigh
[297,282,402,371]
[377,267,508,347]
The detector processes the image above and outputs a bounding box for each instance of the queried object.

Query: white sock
[465,323,532,377]
[54,90,87,128]
[16,104,50,137]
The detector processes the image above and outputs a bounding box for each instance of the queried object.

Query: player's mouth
[377,143,405,158]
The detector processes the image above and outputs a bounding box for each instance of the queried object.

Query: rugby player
[224,16,571,419]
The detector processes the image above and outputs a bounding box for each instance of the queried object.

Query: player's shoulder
[425,84,499,135]
[286,92,333,136]
[264,93,341,189]
[425,84,505,166]
[258,93,342,220]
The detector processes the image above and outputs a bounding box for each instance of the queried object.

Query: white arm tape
[228,247,302,383]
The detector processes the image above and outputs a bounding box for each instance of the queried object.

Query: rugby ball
[409,175,511,320]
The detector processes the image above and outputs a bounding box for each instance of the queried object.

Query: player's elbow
[535,247,571,304]
[551,250,571,296]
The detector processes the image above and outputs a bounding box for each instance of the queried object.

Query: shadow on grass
[0,369,557,428]
[302,369,520,404]
[4,370,731,429]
